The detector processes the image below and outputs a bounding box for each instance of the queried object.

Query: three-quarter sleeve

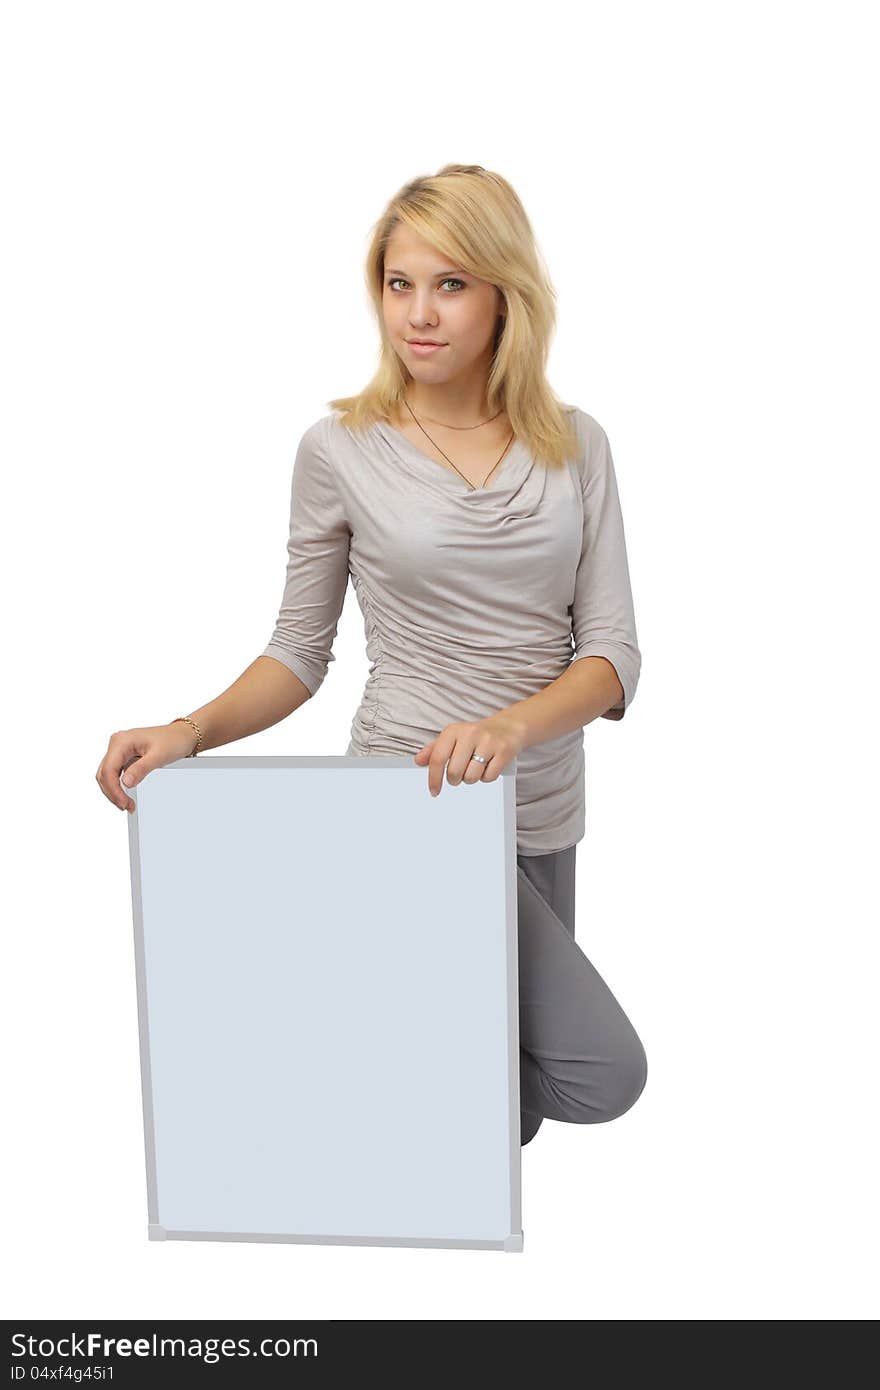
[261,417,351,697]
[569,422,641,720]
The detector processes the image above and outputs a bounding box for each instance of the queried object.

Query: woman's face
[382,224,505,382]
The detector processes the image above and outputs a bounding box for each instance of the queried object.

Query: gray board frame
[126,755,524,1253]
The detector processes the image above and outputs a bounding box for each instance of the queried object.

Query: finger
[462,749,492,783]
[120,755,147,790]
[446,739,478,787]
[96,763,130,812]
[428,736,456,797]
[97,738,138,812]
[476,752,502,782]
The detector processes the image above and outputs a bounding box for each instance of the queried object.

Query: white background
[2,0,877,1320]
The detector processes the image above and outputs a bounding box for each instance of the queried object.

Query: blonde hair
[327,164,580,469]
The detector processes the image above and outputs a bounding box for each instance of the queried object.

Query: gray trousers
[516,846,648,1145]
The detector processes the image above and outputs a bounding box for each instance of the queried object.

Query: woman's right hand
[96,722,199,813]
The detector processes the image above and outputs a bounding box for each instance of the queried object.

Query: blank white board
[126,755,524,1252]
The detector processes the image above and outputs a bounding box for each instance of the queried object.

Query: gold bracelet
[172,716,202,756]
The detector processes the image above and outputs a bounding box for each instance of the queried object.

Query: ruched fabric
[262,405,641,856]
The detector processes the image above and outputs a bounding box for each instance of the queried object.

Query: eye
[386,278,466,292]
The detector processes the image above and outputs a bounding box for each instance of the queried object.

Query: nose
[409,291,439,326]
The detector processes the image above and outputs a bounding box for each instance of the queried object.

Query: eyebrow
[385,268,465,278]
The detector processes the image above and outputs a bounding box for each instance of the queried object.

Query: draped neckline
[372,418,535,505]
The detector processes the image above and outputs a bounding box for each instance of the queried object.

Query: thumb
[121,759,146,788]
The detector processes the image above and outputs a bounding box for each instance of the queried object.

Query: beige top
[261,404,641,856]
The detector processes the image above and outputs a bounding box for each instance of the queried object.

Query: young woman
[97,163,648,1145]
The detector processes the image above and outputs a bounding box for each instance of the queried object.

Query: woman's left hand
[413,714,527,797]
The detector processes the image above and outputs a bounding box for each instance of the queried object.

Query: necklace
[415,406,503,430]
[402,397,515,492]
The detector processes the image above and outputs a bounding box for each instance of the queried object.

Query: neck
[403,380,500,429]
